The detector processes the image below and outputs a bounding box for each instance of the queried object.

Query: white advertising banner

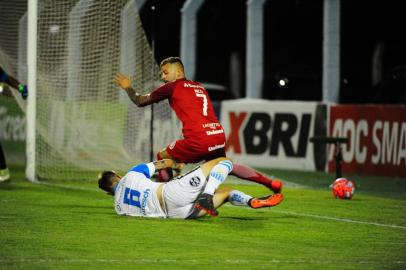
[220,99,325,171]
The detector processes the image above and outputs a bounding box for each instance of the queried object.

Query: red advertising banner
[329,105,406,177]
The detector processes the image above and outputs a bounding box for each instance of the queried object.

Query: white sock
[203,160,233,195]
[228,190,252,206]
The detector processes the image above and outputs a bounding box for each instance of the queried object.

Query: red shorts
[166,134,226,163]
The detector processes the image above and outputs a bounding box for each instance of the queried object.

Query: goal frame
[26,0,37,182]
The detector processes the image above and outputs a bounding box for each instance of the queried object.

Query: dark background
[139,0,406,104]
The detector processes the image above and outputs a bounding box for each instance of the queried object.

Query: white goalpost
[19,0,181,181]
[26,0,37,182]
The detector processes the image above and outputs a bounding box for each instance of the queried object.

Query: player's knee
[214,156,233,165]
[157,149,170,160]
[217,158,233,173]
[215,187,233,193]
[157,151,162,160]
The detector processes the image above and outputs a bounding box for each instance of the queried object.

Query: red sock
[156,153,172,182]
[231,163,282,192]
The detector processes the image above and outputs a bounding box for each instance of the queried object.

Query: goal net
[1,0,180,180]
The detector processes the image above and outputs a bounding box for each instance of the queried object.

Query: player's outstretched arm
[114,73,153,107]
[0,66,28,99]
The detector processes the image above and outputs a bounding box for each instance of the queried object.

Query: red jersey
[149,79,224,140]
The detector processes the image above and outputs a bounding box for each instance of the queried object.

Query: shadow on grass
[0,182,21,191]
[220,216,269,221]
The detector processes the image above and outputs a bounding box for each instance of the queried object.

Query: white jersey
[114,163,166,218]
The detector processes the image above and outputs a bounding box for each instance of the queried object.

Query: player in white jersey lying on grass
[98,157,284,219]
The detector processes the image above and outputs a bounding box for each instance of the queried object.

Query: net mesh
[1,0,180,180]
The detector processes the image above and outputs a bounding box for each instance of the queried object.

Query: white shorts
[162,166,206,219]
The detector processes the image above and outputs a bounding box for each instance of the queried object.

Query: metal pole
[322,0,341,103]
[180,0,205,80]
[26,0,37,181]
[246,0,266,98]
[150,2,156,161]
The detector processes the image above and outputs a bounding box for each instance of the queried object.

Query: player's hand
[172,162,185,178]
[172,162,185,173]
[18,84,28,100]
[114,73,132,90]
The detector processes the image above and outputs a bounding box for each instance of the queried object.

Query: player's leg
[227,188,284,208]
[156,148,173,182]
[156,148,187,182]
[213,187,234,208]
[198,157,231,176]
[247,193,284,208]
[195,187,232,218]
[231,163,283,193]
[164,158,232,219]
[156,139,202,182]
[194,157,233,216]
[205,149,283,193]
[215,188,284,208]
[164,136,283,193]
[0,142,10,182]
[194,187,284,218]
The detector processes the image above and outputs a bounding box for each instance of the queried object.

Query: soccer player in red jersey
[114,57,282,194]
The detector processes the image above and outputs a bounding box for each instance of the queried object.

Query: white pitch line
[272,209,406,230]
[223,205,406,230]
[0,258,404,265]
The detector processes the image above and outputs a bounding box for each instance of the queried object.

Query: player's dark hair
[98,170,117,194]
[160,57,184,69]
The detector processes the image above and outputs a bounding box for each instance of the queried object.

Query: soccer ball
[331,178,355,199]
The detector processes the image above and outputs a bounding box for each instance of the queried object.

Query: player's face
[109,175,121,193]
[160,63,177,83]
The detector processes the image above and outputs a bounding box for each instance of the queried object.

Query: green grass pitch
[1,164,406,270]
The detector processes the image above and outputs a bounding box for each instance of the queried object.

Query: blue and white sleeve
[129,163,156,178]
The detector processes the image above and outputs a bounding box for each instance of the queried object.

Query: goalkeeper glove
[18,84,28,100]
